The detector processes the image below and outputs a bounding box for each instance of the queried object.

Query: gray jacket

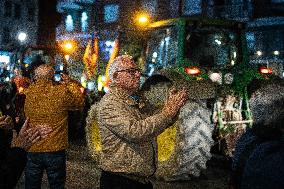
[97,86,173,177]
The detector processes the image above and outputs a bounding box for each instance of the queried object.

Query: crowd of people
[0,54,283,189]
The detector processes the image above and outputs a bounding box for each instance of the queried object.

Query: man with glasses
[97,55,187,189]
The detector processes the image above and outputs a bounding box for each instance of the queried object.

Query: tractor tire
[141,76,214,181]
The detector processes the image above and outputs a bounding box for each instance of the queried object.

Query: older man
[97,55,187,189]
[24,64,85,189]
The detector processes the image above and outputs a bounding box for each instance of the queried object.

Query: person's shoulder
[24,82,36,93]
[99,92,113,105]
[51,82,69,93]
[98,92,123,111]
[242,139,284,189]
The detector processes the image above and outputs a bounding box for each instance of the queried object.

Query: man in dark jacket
[231,79,284,189]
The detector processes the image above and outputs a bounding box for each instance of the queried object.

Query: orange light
[259,66,273,74]
[135,13,150,28]
[80,87,85,94]
[185,67,201,75]
[60,40,77,54]
[18,87,24,93]
[138,16,148,24]
[64,43,73,50]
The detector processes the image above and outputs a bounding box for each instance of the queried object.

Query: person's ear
[113,72,119,81]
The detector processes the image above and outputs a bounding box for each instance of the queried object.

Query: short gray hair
[34,64,54,80]
[108,55,134,81]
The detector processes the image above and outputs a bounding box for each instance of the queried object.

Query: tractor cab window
[145,26,178,76]
[185,27,239,69]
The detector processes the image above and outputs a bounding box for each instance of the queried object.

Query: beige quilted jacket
[97,86,173,178]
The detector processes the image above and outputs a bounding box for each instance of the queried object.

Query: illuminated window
[0,55,10,64]
[65,15,74,32]
[246,32,255,53]
[104,4,119,23]
[81,12,88,32]
[183,0,201,15]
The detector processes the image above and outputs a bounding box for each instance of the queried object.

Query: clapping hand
[162,87,188,118]
[33,124,53,139]
[0,115,14,130]
[11,118,40,151]
[11,118,53,151]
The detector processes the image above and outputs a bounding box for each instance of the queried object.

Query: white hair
[108,55,134,81]
[34,64,54,80]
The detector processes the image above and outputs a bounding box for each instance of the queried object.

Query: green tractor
[86,17,274,181]
[140,17,268,180]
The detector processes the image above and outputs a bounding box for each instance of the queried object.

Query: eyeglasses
[116,68,141,75]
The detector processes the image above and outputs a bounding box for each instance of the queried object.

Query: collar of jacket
[34,78,53,85]
[109,86,145,108]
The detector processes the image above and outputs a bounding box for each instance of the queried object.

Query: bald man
[24,64,85,189]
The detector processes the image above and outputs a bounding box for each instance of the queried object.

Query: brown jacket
[24,79,84,152]
[97,86,173,177]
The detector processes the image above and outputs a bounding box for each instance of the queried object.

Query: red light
[185,67,201,75]
[259,66,273,74]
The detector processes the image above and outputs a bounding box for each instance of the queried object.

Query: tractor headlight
[224,73,234,84]
[209,72,222,84]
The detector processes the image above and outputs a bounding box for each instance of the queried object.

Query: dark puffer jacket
[241,137,284,189]
[0,147,27,188]
[231,79,284,189]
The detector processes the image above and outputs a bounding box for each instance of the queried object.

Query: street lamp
[15,32,28,76]
[273,50,280,56]
[64,42,73,51]
[60,40,77,55]
[17,32,27,43]
[138,15,148,24]
[135,13,151,28]
[256,51,262,56]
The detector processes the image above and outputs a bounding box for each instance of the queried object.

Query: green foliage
[231,63,263,95]
[178,58,196,67]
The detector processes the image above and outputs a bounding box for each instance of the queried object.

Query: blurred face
[113,60,141,93]
[14,69,22,77]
